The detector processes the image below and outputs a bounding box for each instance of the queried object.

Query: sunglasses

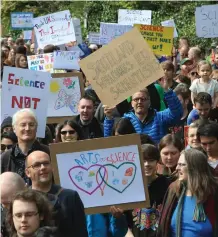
[60,130,76,135]
[1,144,13,151]
[191,72,198,76]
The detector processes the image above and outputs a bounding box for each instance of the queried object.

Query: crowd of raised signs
[1,24,218,237]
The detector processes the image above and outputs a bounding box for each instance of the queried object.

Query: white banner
[118,9,152,25]
[161,19,178,38]
[53,51,80,70]
[33,10,76,48]
[72,18,83,44]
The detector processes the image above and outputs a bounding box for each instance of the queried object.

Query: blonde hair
[197,60,212,72]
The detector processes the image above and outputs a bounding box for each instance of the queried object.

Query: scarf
[176,182,206,237]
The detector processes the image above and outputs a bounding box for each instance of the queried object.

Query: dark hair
[182,149,218,203]
[197,121,218,140]
[15,38,25,46]
[6,190,53,236]
[80,95,95,105]
[56,120,84,142]
[16,45,27,55]
[175,75,191,87]
[112,118,136,135]
[141,144,160,161]
[37,126,53,145]
[161,60,174,72]
[193,92,212,106]
[159,134,183,152]
[43,45,60,53]
[140,134,155,145]
[2,45,10,51]
[174,83,190,101]
[33,227,58,237]
[15,54,27,68]
[1,131,18,143]
[1,50,7,60]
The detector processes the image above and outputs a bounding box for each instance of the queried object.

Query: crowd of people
[1,29,218,237]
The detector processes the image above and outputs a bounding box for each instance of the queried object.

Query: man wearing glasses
[104,79,183,144]
[1,109,50,185]
[25,150,88,237]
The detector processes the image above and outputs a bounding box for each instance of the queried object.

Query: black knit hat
[1,116,12,132]
[1,131,18,143]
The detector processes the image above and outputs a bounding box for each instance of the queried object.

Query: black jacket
[1,140,50,183]
[47,184,88,237]
[74,115,103,139]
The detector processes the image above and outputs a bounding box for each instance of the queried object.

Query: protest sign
[11,12,33,29]
[161,19,178,38]
[99,22,132,45]
[50,134,150,214]
[47,72,84,123]
[195,5,218,38]
[135,24,174,56]
[79,27,164,107]
[89,32,100,45]
[27,53,54,72]
[23,30,32,40]
[53,51,80,70]
[1,67,50,138]
[33,10,76,48]
[118,9,152,25]
[72,18,83,44]
[65,45,85,56]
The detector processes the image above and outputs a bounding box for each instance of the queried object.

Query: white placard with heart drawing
[50,134,149,213]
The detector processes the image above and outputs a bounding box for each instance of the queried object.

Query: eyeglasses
[13,212,38,220]
[132,97,148,103]
[1,144,13,151]
[177,163,187,167]
[60,130,76,135]
[27,161,51,170]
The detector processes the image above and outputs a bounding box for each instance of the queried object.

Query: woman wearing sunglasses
[1,131,17,154]
[55,120,84,143]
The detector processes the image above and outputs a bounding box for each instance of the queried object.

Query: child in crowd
[211,70,218,81]
[190,61,218,108]
[212,50,218,70]
[186,120,201,150]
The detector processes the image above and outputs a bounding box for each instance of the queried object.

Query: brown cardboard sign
[79,27,164,107]
[49,134,150,214]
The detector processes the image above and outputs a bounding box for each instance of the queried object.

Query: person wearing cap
[1,116,13,133]
[180,58,193,76]
[1,131,17,154]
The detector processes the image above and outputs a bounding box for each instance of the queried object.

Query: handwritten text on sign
[195,5,218,38]
[135,24,174,56]
[11,12,33,29]
[56,145,145,208]
[33,10,76,48]
[48,76,81,117]
[79,28,164,107]
[99,23,132,45]
[118,9,152,25]
[53,51,80,70]
[27,53,54,72]
[1,67,50,137]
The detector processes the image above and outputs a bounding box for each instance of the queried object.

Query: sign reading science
[79,28,164,107]
[33,10,76,48]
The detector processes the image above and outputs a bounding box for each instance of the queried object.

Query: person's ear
[25,168,31,178]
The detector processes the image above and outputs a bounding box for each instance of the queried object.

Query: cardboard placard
[33,10,76,48]
[79,27,164,107]
[195,5,218,38]
[99,22,133,45]
[161,19,178,38]
[135,24,174,56]
[11,12,33,29]
[1,66,50,138]
[47,72,84,123]
[50,134,150,214]
[89,32,100,45]
[53,51,80,70]
[118,9,152,26]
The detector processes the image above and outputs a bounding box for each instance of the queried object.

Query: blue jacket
[104,89,183,144]
[86,213,128,237]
